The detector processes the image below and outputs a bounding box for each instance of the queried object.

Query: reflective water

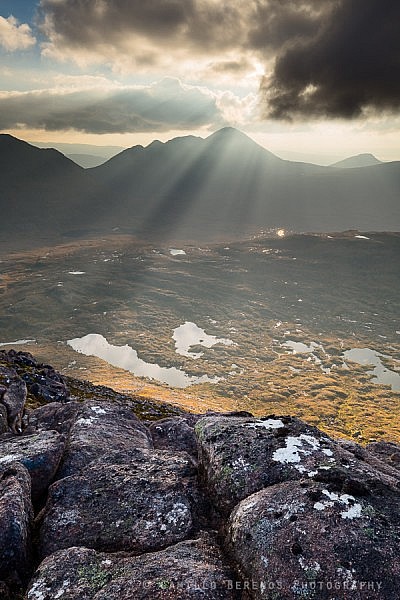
[173,321,234,359]
[67,333,221,388]
[0,339,36,347]
[343,348,400,391]
[282,340,331,374]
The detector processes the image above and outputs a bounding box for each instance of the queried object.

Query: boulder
[56,401,153,478]
[226,479,400,599]
[27,533,237,600]
[0,350,70,404]
[39,448,201,558]
[195,414,400,514]
[0,430,66,500]
[0,377,27,434]
[366,440,400,471]
[28,401,81,435]
[149,417,198,457]
[0,463,33,592]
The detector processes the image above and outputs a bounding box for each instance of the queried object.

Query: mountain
[32,141,125,160]
[0,135,102,249]
[0,129,399,249]
[91,127,399,239]
[331,153,383,168]
[66,153,108,168]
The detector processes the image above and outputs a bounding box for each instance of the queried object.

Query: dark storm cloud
[0,79,224,133]
[40,0,245,54]
[39,0,400,121]
[261,0,400,119]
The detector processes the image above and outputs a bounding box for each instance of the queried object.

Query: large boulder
[195,414,400,514]
[1,350,70,404]
[28,401,81,435]
[0,463,33,593]
[366,440,400,471]
[56,401,153,478]
[26,533,237,600]
[226,479,400,599]
[39,448,201,558]
[149,417,198,457]
[0,430,66,501]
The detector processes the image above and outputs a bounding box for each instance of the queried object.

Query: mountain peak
[331,153,382,169]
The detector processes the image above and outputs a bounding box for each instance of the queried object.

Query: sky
[0,0,399,164]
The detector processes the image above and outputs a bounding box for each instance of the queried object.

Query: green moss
[77,563,111,590]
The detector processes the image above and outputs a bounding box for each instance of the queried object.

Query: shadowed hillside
[1,129,399,249]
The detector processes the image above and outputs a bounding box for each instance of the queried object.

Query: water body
[0,339,36,347]
[343,348,400,391]
[173,321,234,359]
[282,340,331,374]
[67,333,220,388]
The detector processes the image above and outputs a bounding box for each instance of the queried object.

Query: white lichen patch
[58,509,80,526]
[165,502,190,528]
[245,419,285,430]
[90,406,107,415]
[231,457,251,471]
[341,503,363,520]
[322,449,333,456]
[0,453,21,463]
[75,417,96,426]
[299,557,321,572]
[313,490,363,519]
[272,434,321,471]
[54,580,71,598]
[28,579,52,600]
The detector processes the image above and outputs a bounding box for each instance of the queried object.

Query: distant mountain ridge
[0,129,399,249]
[331,153,383,169]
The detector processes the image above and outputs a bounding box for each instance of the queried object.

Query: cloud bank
[0,15,36,51]
[39,0,400,121]
[0,78,254,134]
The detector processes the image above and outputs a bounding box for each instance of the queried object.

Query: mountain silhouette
[0,130,399,248]
[331,153,383,169]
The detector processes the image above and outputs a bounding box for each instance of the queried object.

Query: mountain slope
[331,153,383,168]
[0,130,399,248]
[0,135,104,247]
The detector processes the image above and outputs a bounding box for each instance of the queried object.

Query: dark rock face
[195,414,400,515]
[226,479,400,599]
[366,440,400,471]
[1,351,400,599]
[27,533,237,600]
[39,448,200,558]
[1,379,27,434]
[28,401,81,435]
[56,400,152,478]
[149,416,198,457]
[0,463,33,592]
[0,350,70,405]
[0,405,7,435]
[0,430,66,500]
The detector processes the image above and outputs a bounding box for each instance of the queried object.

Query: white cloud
[0,16,36,52]
[0,78,255,134]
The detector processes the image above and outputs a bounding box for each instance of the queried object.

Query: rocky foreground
[1,350,400,599]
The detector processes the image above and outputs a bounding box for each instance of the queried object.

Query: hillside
[332,153,383,168]
[1,129,399,249]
